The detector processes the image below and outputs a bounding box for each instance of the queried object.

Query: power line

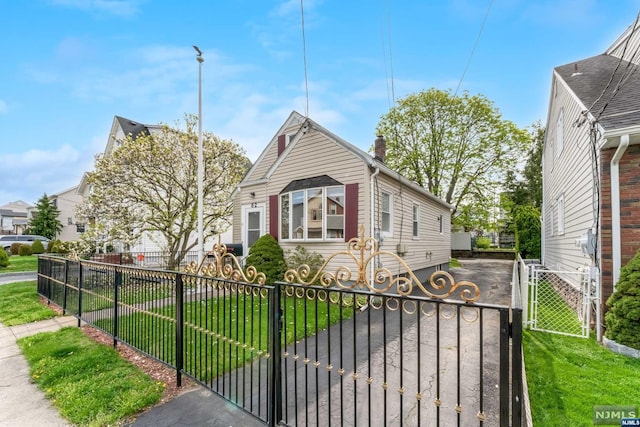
[300,0,310,117]
[454,0,493,96]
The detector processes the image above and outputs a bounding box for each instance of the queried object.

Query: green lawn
[0,281,58,326]
[17,327,163,427]
[0,255,39,272]
[524,330,640,426]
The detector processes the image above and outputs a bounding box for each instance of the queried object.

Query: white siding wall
[53,187,84,242]
[373,173,451,275]
[543,74,596,275]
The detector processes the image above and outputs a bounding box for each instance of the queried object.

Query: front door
[243,204,264,255]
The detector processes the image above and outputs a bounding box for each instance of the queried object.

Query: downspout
[370,165,380,285]
[611,134,629,290]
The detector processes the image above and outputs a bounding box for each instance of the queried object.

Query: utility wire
[300,0,310,117]
[454,0,493,96]
[588,11,640,119]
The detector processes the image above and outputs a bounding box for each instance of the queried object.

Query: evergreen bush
[18,244,32,256]
[47,239,57,253]
[0,247,9,268]
[245,234,285,286]
[513,205,541,259]
[605,248,640,350]
[286,245,325,285]
[31,239,45,255]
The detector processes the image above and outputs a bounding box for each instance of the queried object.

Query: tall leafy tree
[27,194,62,239]
[76,114,249,268]
[376,88,530,230]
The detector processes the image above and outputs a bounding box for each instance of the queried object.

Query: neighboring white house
[232,111,452,282]
[542,18,640,306]
[78,115,232,255]
[48,186,84,241]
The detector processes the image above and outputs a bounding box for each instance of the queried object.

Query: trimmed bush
[10,242,21,256]
[606,248,640,350]
[514,205,541,259]
[31,239,45,255]
[47,239,57,253]
[18,244,32,256]
[245,234,285,286]
[475,236,491,249]
[0,247,9,268]
[286,245,325,285]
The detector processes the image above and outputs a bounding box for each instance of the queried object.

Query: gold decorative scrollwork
[284,224,480,302]
[185,237,266,285]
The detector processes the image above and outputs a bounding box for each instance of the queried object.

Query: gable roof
[115,116,151,140]
[237,111,453,210]
[556,54,640,131]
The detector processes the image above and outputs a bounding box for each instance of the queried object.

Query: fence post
[113,267,121,348]
[269,283,283,427]
[175,273,184,387]
[63,259,69,314]
[511,308,523,427]
[499,308,509,425]
[77,261,83,328]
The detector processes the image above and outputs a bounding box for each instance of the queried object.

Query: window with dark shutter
[345,183,358,241]
[269,194,279,240]
[277,135,286,156]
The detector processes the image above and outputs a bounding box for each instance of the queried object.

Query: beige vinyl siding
[543,75,595,276]
[243,122,305,182]
[374,174,450,274]
[266,130,368,262]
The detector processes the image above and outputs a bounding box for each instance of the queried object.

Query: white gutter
[611,134,629,289]
[370,166,380,285]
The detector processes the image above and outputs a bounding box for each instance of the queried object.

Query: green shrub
[606,248,640,350]
[51,240,70,254]
[245,234,285,286]
[47,239,57,253]
[31,239,45,255]
[10,242,21,255]
[0,247,9,268]
[475,236,491,249]
[514,205,541,259]
[286,245,325,285]
[18,244,32,256]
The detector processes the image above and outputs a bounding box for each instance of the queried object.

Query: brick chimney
[374,135,386,163]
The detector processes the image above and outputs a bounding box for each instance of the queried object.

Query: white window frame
[241,203,265,255]
[380,191,393,237]
[412,204,420,239]
[557,194,565,235]
[280,185,345,242]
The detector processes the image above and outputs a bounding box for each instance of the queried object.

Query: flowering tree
[77,114,248,268]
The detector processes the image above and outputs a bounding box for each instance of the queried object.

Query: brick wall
[600,144,640,304]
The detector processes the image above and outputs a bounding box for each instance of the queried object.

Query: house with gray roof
[232,111,453,282]
[542,18,640,308]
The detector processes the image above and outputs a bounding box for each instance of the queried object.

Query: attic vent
[571,63,582,77]
[129,121,137,125]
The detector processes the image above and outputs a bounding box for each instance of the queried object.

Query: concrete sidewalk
[0,316,77,427]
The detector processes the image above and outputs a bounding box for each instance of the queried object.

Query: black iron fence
[38,254,522,426]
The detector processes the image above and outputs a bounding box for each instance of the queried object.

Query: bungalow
[231,111,453,282]
[542,18,640,308]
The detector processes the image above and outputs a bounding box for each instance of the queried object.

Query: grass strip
[0,281,57,326]
[18,327,163,427]
[0,255,38,272]
[524,330,640,426]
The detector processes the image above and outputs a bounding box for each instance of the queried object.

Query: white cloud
[0,145,89,204]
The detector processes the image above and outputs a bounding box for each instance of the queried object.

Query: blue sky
[1,0,639,205]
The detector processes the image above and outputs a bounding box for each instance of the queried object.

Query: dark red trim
[345,183,359,241]
[269,194,279,240]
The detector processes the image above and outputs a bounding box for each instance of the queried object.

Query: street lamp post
[193,45,204,265]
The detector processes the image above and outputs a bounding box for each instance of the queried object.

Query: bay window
[280,185,345,241]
